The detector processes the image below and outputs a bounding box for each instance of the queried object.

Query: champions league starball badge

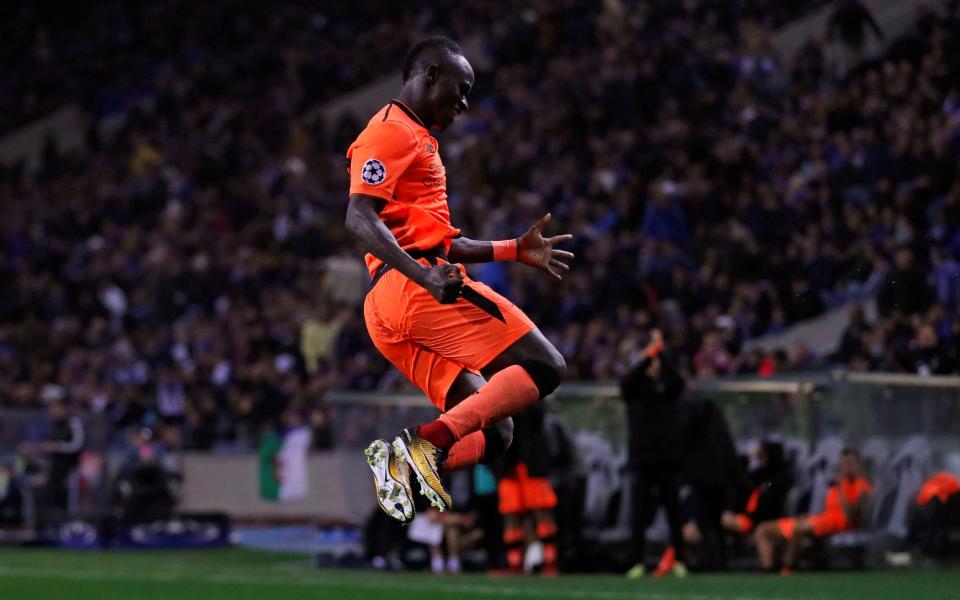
[361,159,386,184]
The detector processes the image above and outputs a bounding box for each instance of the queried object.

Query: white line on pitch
[0,564,797,600]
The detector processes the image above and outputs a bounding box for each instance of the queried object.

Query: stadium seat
[861,437,893,478]
[786,436,842,517]
[577,432,627,532]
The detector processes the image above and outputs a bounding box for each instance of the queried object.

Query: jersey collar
[390,99,429,130]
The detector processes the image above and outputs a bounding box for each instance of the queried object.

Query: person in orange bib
[348,37,574,523]
[754,448,872,573]
[496,403,560,576]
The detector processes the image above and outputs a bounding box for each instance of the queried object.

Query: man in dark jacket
[31,400,85,518]
[682,396,743,571]
[621,330,687,578]
[722,440,793,537]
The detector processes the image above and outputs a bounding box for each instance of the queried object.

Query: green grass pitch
[0,547,958,599]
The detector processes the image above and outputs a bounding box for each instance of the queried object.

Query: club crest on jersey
[361,159,386,185]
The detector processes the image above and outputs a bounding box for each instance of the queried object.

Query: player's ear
[425,64,440,85]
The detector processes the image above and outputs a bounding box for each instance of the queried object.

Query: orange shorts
[735,513,754,535]
[498,463,558,515]
[777,511,851,540]
[364,259,536,410]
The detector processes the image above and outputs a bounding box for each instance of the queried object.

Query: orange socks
[417,419,455,448]
[504,526,525,573]
[537,520,558,572]
[444,430,486,471]
[436,365,538,444]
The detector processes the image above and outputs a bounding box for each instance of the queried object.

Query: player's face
[427,55,474,130]
[839,454,860,478]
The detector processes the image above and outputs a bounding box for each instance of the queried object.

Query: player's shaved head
[402,36,464,83]
[397,35,473,131]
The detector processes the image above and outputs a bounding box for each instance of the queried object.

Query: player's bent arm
[346,194,464,303]
[346,194,430,284]
[448,237,492,263]
[448,236,516,263]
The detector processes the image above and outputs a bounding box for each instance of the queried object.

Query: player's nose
[455,96,468,114]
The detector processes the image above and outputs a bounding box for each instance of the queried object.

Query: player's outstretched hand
[648,329,663,350]
[421,263,464,303]
[518,213,574,280]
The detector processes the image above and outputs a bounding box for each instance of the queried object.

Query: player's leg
[499,466,527,574]
[363,278,444,521]
[392,367,515,511]
[419,329,564,449]
[721,511,745,533]
[397,341,546,509]
[656,468,688,577]
[627,468,655,578]
[782,518,813,572]
[480,328,567,387]
[389,271,559,510]
[443,518,463,573]
[443,370,514,471]
[754,520,786,570]
[362,288,422,522]
[532,508,559,576]
[501,513,526,574]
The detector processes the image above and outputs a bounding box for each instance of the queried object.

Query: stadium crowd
[1,1,479,134]
[1,0,960,450]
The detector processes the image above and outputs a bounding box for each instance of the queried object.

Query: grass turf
[0,548,958,600]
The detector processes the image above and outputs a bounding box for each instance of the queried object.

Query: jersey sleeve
[348,120,418,202]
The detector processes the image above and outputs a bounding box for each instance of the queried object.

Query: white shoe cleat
[365,439,415,522]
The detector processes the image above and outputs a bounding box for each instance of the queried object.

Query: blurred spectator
[754,448,872,573]
[931,248,960,309]
[911,471,960,558]
[681,396,743,571]
[0,459,25,526]
[828,0,885,62]
[408,507,479,574]
[365,506,407,571]
[22,399,85,516]
[908,323,955,375]
[541,404,583,571]
[722,440,794,539]
[112,426,181,522]
[470,464,504,570]
[497,404,560,576]
[878,247,931,316]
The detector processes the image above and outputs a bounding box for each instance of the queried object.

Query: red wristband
[644,342,664,358]
[492,239,518,262]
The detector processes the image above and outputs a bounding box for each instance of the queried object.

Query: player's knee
[496,417,514,450]
[519,350,565,399]
[481,418,513,463]
[550,350,567,382]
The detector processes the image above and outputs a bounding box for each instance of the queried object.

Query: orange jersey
[346,100,461,276]
[823,476,872,514]
[778,476,873,540]
[917,472,960,505]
